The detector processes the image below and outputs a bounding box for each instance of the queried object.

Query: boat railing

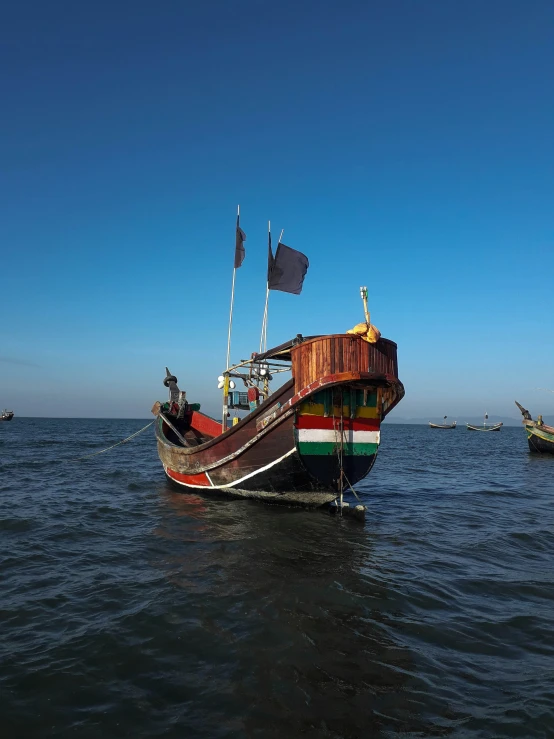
[220,333,399,401]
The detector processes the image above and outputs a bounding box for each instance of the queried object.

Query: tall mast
[259,221,270,354]
[225,205,240,372]
[260,227,284,353]
[222,205,244,432]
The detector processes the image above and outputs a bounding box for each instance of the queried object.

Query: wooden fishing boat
[0,409,14,421]
[153,213,403,509]
[429,416,456,429]
[153,333,404,505]
[515,401,554,454]
[466,412,502,432]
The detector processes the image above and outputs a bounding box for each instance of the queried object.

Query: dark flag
[268,242,309,295]
[234,215,246,268]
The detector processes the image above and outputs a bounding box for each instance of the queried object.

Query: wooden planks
[291,334,398,392]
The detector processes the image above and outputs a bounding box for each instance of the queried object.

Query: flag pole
[260,227,284,352]
[226,277,236,369]
[223,205,240,432]
[225,205,240,371]
[259,220,271,353]
[222,268,236,432]
[259,284,269,353]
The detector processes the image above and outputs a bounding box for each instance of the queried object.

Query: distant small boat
[466,412,502,432]
[515,401,554,454]
[429,415,456,429]
[0,409,14,422]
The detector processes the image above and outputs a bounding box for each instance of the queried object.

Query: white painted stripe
[165,447,296,490]
[158,407,295,471]
[297,429,380,444]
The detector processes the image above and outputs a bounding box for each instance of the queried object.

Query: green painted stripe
[309,389,377,407]
[297,441,379,456]
[527,428,554,442]
[357,389,377,406]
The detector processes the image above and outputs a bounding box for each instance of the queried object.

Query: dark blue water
[1,419,553,738]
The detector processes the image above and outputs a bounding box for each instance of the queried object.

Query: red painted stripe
[295,415,380,431]
[167,468,211,487]
[190,411,221,438]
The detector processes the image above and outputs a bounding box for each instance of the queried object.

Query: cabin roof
[253,335,319,363]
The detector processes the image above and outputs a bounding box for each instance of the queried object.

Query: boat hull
[429,423,456,429]
[155,335,404,503]
[158,378,388,497]
[466,423,502,432]
[525,423,554,454]
[164,447,340,507]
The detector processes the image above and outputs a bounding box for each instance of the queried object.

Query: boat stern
[294,387,383,491]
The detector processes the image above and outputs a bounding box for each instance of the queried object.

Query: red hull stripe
[190,411,222,438]
[295,415,380,432]
[167,468,211,487]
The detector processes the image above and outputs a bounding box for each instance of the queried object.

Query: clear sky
[1,0,553,419]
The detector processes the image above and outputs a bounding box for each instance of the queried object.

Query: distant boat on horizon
[429,415,457,429]
[1,409,14,421]
[515,401,554,454]
[466,412,502,432]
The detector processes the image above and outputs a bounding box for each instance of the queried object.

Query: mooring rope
[341,468,363,504]
[331,403,363,506]
[64,420,154,463]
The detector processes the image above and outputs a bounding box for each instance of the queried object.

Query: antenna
[359,286,370,324]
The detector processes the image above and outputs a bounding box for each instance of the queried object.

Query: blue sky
[1,0,553,419]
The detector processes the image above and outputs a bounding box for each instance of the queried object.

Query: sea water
[1,419,553,737]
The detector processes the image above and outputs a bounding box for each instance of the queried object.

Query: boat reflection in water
[150,486,462,736]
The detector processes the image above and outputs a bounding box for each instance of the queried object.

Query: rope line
[63,420,154,463]
[332,401,363,506]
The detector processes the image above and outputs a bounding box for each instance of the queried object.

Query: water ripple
[1,419,553,737]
